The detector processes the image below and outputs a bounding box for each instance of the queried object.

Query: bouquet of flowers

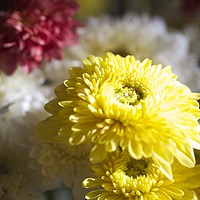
[1,0,200,200]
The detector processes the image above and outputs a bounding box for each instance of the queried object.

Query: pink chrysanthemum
[0,0,81,75]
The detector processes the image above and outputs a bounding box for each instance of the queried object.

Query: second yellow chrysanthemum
[36,52,200,179]
[83,149,200,200]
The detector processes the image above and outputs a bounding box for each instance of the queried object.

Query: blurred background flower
[0,0,80,75]
[0,134,45,200]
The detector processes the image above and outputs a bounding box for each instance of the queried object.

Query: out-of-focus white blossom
[44,14,200,91]
[0,68,50,113]
[0,68,53,138]
[0,135,44,200]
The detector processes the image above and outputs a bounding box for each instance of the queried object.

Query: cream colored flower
[30,140,92,200]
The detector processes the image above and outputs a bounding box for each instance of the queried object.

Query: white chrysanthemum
[46,14,200,91]
[0,137,43,200]
[0,67,53,137]
[0,67,51,112]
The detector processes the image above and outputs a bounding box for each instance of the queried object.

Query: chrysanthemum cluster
[0,0,80,75]
[35,52,200,199]
[2,0,200,199]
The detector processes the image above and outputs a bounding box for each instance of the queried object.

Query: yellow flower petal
[35,52,200,179]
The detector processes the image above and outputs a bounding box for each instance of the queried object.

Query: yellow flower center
[125,158,148,177]
[115,85,144,105]
[108,153,164,198]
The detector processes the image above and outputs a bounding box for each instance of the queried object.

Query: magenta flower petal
[0,0,81,75]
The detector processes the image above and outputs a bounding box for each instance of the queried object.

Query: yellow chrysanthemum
[36,52,200,179]
[83,149,200,200]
